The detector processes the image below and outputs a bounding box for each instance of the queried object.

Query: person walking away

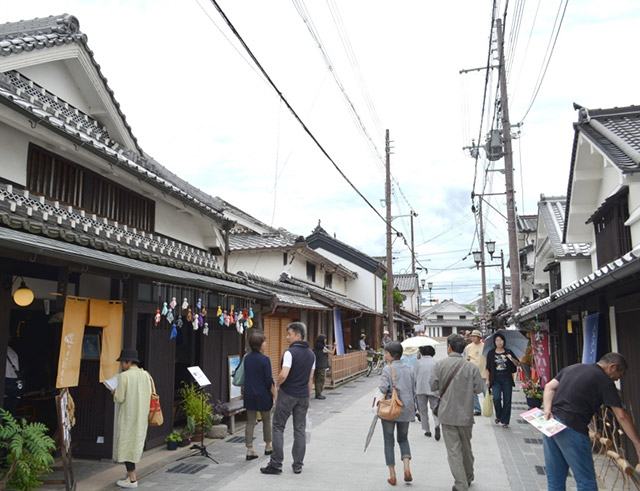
[463,330,488,416]
[313,335,334,400]
[261,322,315,475]
[359,334,368,351]
[543,353,640,491]
[113,349,152,489]
[414,345,440,440]
[382,330,392,348]
[244,330,276,460]
[374,341,416,486]
[485,333,519,428]
[431,334,484,491]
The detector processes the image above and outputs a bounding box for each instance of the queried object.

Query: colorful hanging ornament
[166,309,174,324]
[219,311,225,326]
[201,306,208,317]
[216,306,222,317]
[170,323,177,340]
[186,308,193,322]
[202,322,209,336]
[197,313,204,328]
[196,297,202,310]
[192,316,199,331]
[176,317,183,329]
[242,308,248,320]
[224,311,230,327]
[249,307,254,319]
[235,318,244,335]
[182,298,189,310]
[248,317,254,328]
[161,302,168,316]
[169,297,177,310]
[154,308,161,326]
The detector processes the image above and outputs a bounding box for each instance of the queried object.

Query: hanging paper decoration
[169,297,177,310]
[224,311,230,327]
[154,308,161,326]
[216,306,222,317]
[248,317,254,328]
[202,322,209,336]
[249,307,254,319]
[187,308,193,322]
[196,298,202,310]
[192,316,199,331]
[161,302,168,316]
[166,309,174,323]
[182,298,189,311]
[197,313,204,328]
[170,323,177,340]
[219,310,225,326]
[176,317,183,329]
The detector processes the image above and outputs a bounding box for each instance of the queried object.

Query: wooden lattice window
[27,144,155,231]
[589,189,632,268]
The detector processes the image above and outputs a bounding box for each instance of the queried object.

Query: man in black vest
[261,322,315,475]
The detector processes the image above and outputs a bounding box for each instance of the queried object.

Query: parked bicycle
[366,349,385,377]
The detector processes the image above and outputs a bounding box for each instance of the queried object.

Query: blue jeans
[381,420,411,466]
[544,424,597,491]
[473,393,481,413]
[492,378,512,424]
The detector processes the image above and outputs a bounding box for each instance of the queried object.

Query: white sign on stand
[187,366,211,387]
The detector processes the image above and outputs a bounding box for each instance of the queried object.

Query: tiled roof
[393,273,418,292]
[576,105,640,172]
[0,182,241,280]
[538,196,590,258]
[281,274,373,314]
[238,272,329,311]
[516,245,640,321]
[517,215,537,233]
[228,231,300,251]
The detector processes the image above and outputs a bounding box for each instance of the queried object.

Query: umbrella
[364,414,378,452]
[482,329,529,359]
[401,336,440,349]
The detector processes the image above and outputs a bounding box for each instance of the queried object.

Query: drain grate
[524,438,543,445]
[167,463,208,475]
[535,465,546,475]
[226,436,245,444]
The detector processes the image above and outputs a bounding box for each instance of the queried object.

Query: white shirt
[282,350,316,370]
[6,347,19,378]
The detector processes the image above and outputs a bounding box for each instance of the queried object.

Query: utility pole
[500,249,507,308]
[478,198,488,323]
[385,130,395,339]
[496,18,521,311]
[410,211,416,276]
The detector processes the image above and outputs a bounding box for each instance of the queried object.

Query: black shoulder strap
[439,359,465,399]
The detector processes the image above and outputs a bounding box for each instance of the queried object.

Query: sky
[4,0,640,304]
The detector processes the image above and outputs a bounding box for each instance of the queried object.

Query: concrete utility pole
[410,211,417,276]
[385,130,395,338]
[478,198,487,321]
[496,18,521,311]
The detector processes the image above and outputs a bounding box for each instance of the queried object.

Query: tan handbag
[377,367,404,421]
[148,373,164,427]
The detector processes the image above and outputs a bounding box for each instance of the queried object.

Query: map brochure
[519,407,566,437]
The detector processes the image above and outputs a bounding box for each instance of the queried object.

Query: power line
[206,0,390,227]
[519,0,569,122]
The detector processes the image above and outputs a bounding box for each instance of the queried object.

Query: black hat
[117,349,140,363]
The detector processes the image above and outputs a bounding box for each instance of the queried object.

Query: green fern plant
[0,409,56,491]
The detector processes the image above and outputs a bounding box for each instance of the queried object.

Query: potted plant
[207,401,227,439]
[179,383,213,440]
[0,409,56,491]
[165,431,182,451]
[523,379,543,408]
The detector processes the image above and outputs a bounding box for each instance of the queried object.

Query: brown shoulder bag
[377,367,404,421]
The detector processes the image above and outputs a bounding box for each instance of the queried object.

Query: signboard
[333,308,345,356]
[187,366,211,388]
[227,355,242,400]
[532,326,550,388]
[582,313,599,364]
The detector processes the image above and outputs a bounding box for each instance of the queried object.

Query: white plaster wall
[559,259,592,288]
[596,164,623,208]
[627,180,640,248]
[19,62,91,114]
[311,247,382,312]
[0,121,29,185]
[228,251,286,280]
[153,200,222,250]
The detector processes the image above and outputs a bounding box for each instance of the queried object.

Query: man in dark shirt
[543,352,640,491]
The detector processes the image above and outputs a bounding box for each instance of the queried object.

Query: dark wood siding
[27,144,155,232]
[592,190,632,268]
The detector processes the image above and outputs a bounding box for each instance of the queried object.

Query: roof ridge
[0,14,81,39]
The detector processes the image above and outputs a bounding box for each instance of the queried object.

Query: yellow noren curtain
[94,300,123,382]
[56,297,89,389]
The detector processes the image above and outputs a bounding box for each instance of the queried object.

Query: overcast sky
[5,1,640,303]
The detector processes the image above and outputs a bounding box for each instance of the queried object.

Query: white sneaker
[116,479,138,488]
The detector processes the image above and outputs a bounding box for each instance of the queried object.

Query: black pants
[125,462,135,472]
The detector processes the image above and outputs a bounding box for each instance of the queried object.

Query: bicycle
[366,350,385,377]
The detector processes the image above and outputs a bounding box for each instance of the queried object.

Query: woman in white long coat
[113,349,152,489]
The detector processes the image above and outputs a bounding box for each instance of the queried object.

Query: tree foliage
[382,279,404,309]
[0,409,55,491]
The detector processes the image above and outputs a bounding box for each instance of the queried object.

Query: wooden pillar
[0,274,11,407]
[122,278,139,350]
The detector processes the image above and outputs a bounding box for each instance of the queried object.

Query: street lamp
[420,279,426,289]
[486,240,496,259]
[472,250,482,269]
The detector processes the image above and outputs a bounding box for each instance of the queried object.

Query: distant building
[420,300,476,337]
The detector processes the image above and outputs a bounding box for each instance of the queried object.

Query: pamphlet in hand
[103,375,118,392]
[520,407,566,438]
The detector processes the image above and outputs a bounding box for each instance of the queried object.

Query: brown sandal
[387,477,397,486]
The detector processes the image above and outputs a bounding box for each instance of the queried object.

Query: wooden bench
[221,398,245,434]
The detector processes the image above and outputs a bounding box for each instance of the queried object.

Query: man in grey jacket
[414,345,440,440]
[431,334,485,491]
